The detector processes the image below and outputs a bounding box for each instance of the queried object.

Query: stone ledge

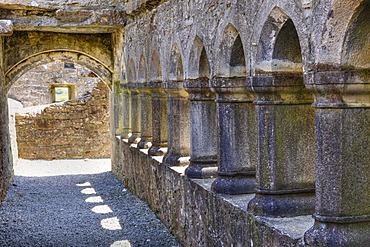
[113,139,314,246]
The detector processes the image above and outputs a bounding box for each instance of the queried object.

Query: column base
[185,163,218,179]
[128,134,140,144]
[211,175,256,195]
[248,191,315,217]
[148,145,167,156]
[304,220,370,246]
[120,129,131,139]
[137,139,152,149]
[163,153,181,166]
[163,153,189,166]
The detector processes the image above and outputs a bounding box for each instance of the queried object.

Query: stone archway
[5,50,113,92]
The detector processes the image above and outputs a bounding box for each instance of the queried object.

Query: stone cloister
[0,0,369,246]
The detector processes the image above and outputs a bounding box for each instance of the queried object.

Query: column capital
[183,78,215,101]
[163,80,188,98]
[147,80,166,95]
[137,82,152,95]
[120,83,130,93]
[248,74,312,105]
[210,77,255,103]
[127,82,142,93]
[305,70,370,108]
[0,20,13,36]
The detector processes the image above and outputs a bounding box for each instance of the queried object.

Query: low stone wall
[15,81,111,160]
[113,140,313,247]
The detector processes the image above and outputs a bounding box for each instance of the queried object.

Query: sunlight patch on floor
[101,217,123,230]
[81,188,96,195]
[91,205,113,214]
[110,240,132,247]
[78,181,123,231]
[86,196,104,203]
[76,182,92,187]
[15,159,111,177]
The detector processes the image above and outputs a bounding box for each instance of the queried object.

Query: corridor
[0,159,180,247]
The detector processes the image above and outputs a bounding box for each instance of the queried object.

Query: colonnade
[114,68,370,245]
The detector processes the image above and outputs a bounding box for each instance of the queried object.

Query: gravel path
[0,159,181,247]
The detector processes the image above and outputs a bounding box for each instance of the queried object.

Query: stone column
[127,83,141,144]
[163,80,190,166]
[114,89,124,136]
[247,75,315,217]
[137,83,152,149]
[120,84,131,139]
[148,81,168,156]
[0,20,14,200]
[210,77,257,194]
[304,71,370,246]
[184,78,218,178]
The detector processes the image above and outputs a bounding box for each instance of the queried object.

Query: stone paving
[0,159,181,247]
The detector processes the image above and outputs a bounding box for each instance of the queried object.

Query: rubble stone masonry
[15,81,110,160]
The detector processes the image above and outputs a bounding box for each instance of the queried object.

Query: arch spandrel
[5,51,113,91]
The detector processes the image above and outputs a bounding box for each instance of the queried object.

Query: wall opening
[271,18,303,74]
[8,60,111,161]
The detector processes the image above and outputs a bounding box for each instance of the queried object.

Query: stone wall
[113,141,314,247]
[15,80,110,160]
[9,60,101,107]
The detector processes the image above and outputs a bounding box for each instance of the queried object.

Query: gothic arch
[138,54,148,83]
[149,50,162,82]
[216,24,246,77]
[255,7,303,75]
[188,36,210,79]
[315,0,364,67]
[127,58,137,83]
[5,50,113,91]
[168,43,184,81]
[341,1,370,70]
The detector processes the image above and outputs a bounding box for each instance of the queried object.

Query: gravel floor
[0,159,181,247]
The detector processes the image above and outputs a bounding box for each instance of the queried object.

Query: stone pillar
[163,80,190,166]
[137,83,152,149]
[247,75,315,217]
[120,84,132,139]
[115,89,124,136]
[304,71,370,246]
[148,81,168,156]
[184,78,218,178]
[0,20,14,200]
[128,83,141,144]
[210,77,257,194]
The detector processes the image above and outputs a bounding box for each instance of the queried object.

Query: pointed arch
[342,0,370,69]
[127,58,136,83]
[255,7,303,75]
[217,24,246,77]
[149,50,162,82]
[169,43,184,81]
[138,54,148,83]
[188,36,210,79]
[315,0,364,66]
